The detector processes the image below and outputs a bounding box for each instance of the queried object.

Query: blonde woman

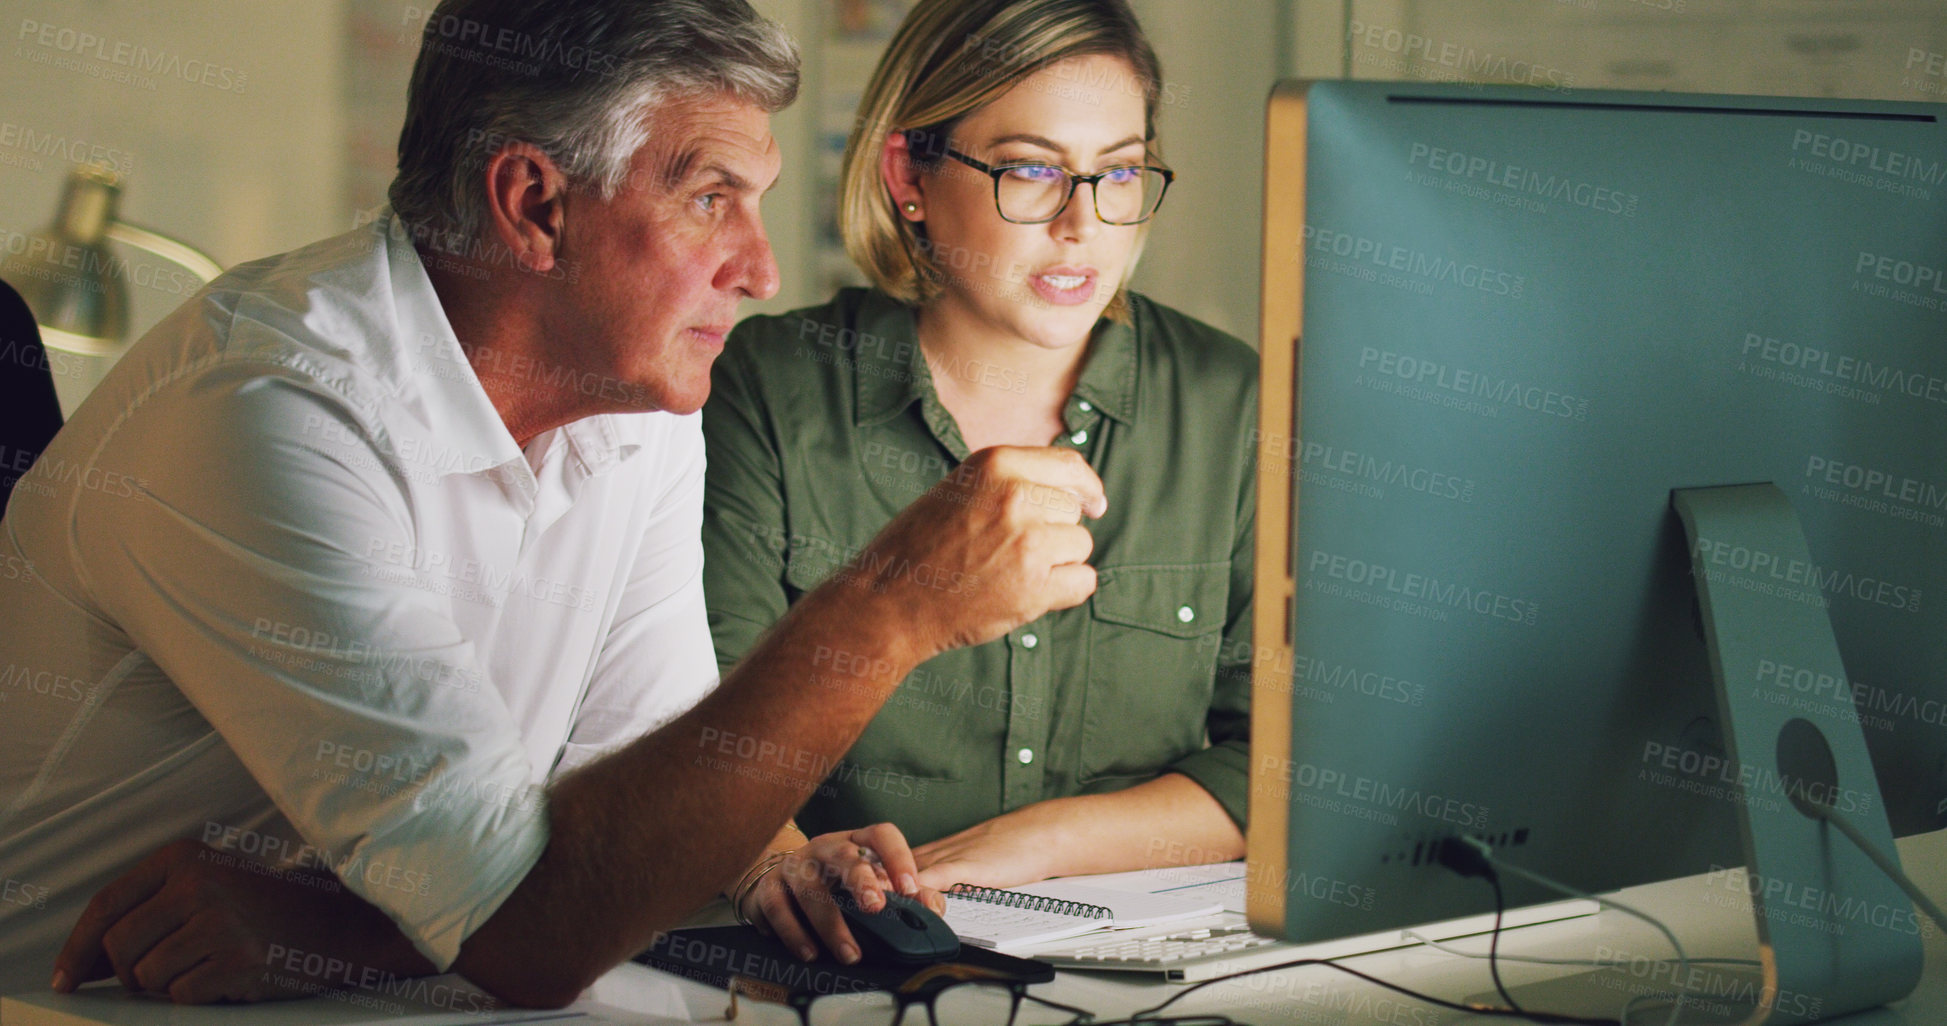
[702,0,1255,963]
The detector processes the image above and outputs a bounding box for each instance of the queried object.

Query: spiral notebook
[943,878,1223,951]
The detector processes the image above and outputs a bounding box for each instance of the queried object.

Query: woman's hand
[911,806,1063,892]
[736,823,946,964]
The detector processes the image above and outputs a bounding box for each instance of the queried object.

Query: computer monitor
[1250,81,1946,1020]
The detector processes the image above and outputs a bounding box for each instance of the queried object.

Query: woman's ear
[880,131,926,221]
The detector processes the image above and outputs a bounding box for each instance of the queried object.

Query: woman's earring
[902,201,920,217]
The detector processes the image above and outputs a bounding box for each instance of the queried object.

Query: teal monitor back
[1250,80,1947,947]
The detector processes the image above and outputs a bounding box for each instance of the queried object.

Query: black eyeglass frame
[726,962,1095,1026]
[941,147,1175,226]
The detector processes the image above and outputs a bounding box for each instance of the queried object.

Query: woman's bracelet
[727,852,778,910]
[730,849,795,926]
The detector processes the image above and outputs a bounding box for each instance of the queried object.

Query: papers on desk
[1042,861,1249,915]
[942,866,1233,951]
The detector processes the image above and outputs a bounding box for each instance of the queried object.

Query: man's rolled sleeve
[77,362,548,969]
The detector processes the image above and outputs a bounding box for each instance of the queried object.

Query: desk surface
[603,829,1947,1025]
[8,833,1943,1025]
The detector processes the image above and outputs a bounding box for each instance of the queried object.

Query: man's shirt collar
[380,211,644,488]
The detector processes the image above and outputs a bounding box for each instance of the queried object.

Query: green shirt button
[1020,633,1038,649]
[1177,605,1195,623]
[1017,748,1034,765]
[1070,430,1088,445]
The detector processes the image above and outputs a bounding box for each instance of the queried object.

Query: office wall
[1,1,345,406]
[1121,2,1287,341]
[2,2,345,267]
[1332,0,1947,99]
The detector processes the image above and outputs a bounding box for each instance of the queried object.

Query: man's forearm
[453,583,924,1005]
[452,444,1105,1006]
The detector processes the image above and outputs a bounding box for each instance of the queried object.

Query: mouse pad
[635,924,1055,999]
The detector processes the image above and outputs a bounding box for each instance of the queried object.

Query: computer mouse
[829,880,961,965]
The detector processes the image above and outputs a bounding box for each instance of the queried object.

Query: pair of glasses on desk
[723,961,1234,1026]
[722,950,1645,1026]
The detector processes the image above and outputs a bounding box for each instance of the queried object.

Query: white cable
[1460,836,1691,1026]
[1455,812,1947,1026]
[1812,805,1947,936]
[1404,928,1757,972]
[1404,929,1609,966]
[1407,930,1763,1026]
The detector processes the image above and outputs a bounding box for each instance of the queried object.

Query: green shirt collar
[849,289,1139,428]
[1072,314,1138,425]
[851,291,930,428]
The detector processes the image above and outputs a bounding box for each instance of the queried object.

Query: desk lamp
[0,164,222,407]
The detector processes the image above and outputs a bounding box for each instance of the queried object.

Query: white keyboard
[1029,920,1297,982]
[1024,899,1602,983]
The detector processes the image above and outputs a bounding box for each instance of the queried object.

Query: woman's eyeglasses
[942,148,1174,226]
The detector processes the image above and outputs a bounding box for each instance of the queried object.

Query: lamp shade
[0,164,131,357]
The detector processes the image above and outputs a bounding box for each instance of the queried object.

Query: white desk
[9,832,1943,1025]
[607,829,1947,1025]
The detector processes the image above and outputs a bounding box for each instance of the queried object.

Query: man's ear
[880,130,926,222]
[481,141,567,274]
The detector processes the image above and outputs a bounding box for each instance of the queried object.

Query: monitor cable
[1405,929,1767,1026]
[1404,930,1758,974]
[1445,835,1691,1026]
[1077,836,1641,1026]
[1804,803,1947,936]
[1433,834,1525,1014]
[1115,817,1942,1026]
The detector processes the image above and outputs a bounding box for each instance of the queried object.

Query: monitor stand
[1670,483,1923,1024]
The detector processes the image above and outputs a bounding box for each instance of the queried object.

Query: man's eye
[697,193,723,213]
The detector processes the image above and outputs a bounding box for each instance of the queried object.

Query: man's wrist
[797,576,937,680]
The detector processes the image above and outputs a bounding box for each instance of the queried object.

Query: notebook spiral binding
[946,884,1113,920]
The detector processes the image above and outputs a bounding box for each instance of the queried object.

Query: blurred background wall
[4,0,1944,410]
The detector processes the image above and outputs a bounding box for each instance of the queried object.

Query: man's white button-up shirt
[0,212,719,990]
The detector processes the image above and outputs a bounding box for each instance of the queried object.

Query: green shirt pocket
[1082,562,1229,783]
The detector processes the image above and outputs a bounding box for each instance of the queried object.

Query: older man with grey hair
[0,0,1105,1007]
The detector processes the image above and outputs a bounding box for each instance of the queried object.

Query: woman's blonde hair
[838,0,1164,323]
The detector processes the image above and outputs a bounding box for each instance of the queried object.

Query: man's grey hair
[388,0,799,244]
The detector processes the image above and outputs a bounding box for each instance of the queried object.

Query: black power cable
[1435,835,1525,1014]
